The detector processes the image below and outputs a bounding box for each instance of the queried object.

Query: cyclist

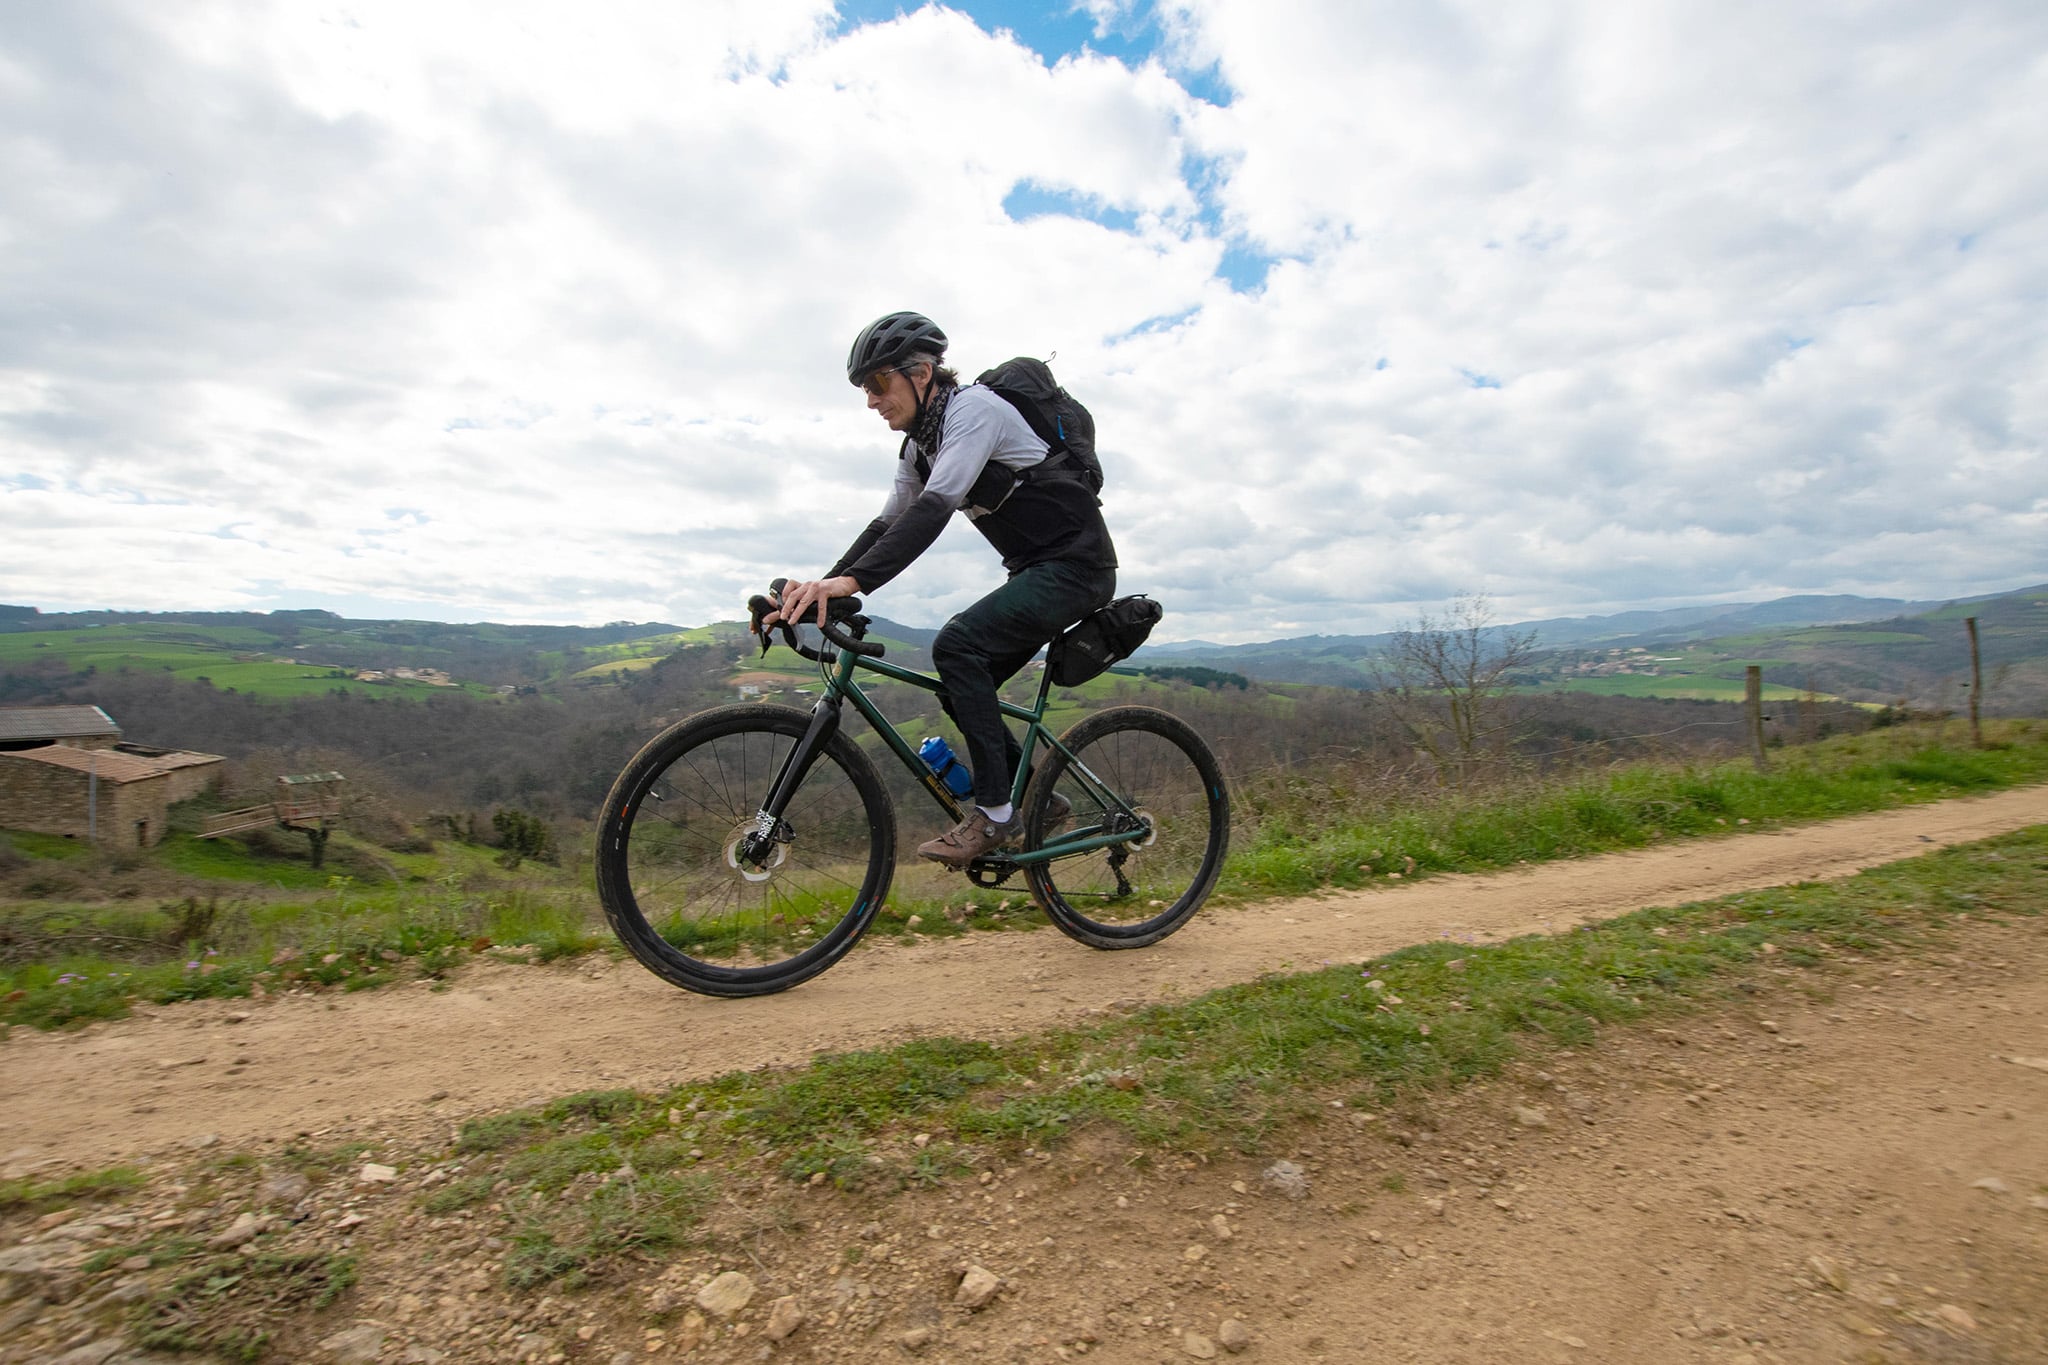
[771,311,1117,867]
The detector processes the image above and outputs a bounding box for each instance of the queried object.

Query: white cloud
[2,0,2043,643]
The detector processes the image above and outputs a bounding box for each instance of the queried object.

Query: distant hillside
[4,585,2043,713]
[0,606,710,697]
[1129,585,2048,711]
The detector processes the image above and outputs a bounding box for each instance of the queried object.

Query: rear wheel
[595,704,895,996]
[1022,706,1228,949]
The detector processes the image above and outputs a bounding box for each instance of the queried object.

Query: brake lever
[747,579,882,660]
[747,585,782,657]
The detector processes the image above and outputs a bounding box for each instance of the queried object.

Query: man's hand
[766,575,861,629]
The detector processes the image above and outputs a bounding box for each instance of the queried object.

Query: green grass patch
[136,1251,357,1362]
[423,1094,721,1287]
[152,835,339,889]
[1,830,95,861]
[1543,675,1813,701]
[2,847,604,1030]
[0,1163,147,1213]
[1226,720,2048,897]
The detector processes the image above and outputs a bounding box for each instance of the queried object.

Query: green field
[1766,628,1935,647]
[0,624,497,700]
[1543,674,1814,702]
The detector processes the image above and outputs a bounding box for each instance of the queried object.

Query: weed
[136,1251,357,1362]
[782,1134,884,1191]
[0,1163,147,1213]
[83,1233,205,1275]
[273,1139,373,1183]
[456,1112,546,1154]
[501,1171,713,1289]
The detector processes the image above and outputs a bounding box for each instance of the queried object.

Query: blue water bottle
[918,736,974,798]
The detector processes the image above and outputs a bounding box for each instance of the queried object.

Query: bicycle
[594,586,1230,997]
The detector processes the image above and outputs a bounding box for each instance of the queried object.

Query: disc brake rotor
[724,823,789,883]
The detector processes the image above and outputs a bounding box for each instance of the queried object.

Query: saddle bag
[1047,595,1163,687]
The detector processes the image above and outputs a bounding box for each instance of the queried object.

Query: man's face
[864,364,926,432]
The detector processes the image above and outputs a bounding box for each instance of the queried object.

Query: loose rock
[319,1323,387,1364]
[1218,1318,1254,1353]
[765,1294,803,1341]
[47,1341,124,1365]
[259,1170,312,1206]
[1261,1160,1309,1200]
[1807,1254,1849,1292]
[207,1211,266,1250]
[955,1264,1001,1309]
[696,1270,757,1318]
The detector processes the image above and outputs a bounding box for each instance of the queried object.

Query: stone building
[0,706,224,849]
[0,704,122,751]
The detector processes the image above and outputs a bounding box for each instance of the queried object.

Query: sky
[3,1,2044,643]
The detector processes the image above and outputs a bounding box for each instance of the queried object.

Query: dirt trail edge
[4,787,2045,1169]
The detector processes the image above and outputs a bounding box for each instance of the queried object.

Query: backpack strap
[905,398,1080,490]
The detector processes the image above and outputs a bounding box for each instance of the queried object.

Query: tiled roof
[0,705,121,742]
[0,745,223,784]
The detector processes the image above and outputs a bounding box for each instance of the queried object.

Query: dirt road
[4,787,2045,1171]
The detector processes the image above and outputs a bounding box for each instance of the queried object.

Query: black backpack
[975,357,1104,495]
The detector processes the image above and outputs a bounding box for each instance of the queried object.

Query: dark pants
[931,559,1117,808]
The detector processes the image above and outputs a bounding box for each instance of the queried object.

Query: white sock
[979,803,1014,823]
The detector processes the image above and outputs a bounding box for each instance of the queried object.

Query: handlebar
[748,579,885,662]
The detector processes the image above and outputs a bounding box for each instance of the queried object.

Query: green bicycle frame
[771,635,1144,869]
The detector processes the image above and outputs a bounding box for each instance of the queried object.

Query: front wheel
[595,704,895,996]
[1022,706,1229,949]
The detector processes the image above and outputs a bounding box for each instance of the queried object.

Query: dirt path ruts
[3,787,2044,1171]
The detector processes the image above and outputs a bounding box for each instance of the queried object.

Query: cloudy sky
[4,1,2043,643]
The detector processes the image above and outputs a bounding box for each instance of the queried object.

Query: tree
[1370,594,1538,786]
[491,808,555,867]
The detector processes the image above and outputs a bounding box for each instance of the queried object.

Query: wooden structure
[200,771,346,866]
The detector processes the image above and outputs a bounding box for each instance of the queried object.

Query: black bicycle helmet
[847,311,948,386]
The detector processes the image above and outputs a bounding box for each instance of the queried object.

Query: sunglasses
[860,362,924,397]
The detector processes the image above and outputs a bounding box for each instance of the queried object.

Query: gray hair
[903,352,959,389]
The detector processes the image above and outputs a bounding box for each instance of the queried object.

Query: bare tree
[1370,594,1539,786]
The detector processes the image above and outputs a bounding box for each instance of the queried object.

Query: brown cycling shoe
[917,810,1020,868]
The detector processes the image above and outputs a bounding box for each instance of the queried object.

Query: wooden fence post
[1745,665,1768,771]
[1966,616,1983,749]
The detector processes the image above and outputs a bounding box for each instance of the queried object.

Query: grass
[0,622,494,699]
[1,834,603,1031]
[136,1251,358,1362]
[0,1163,147,1213]
[1227,718,2048,897]
[4,719,2043,1031]
[407,823,2044,1292]
[1547,674,1814,701]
